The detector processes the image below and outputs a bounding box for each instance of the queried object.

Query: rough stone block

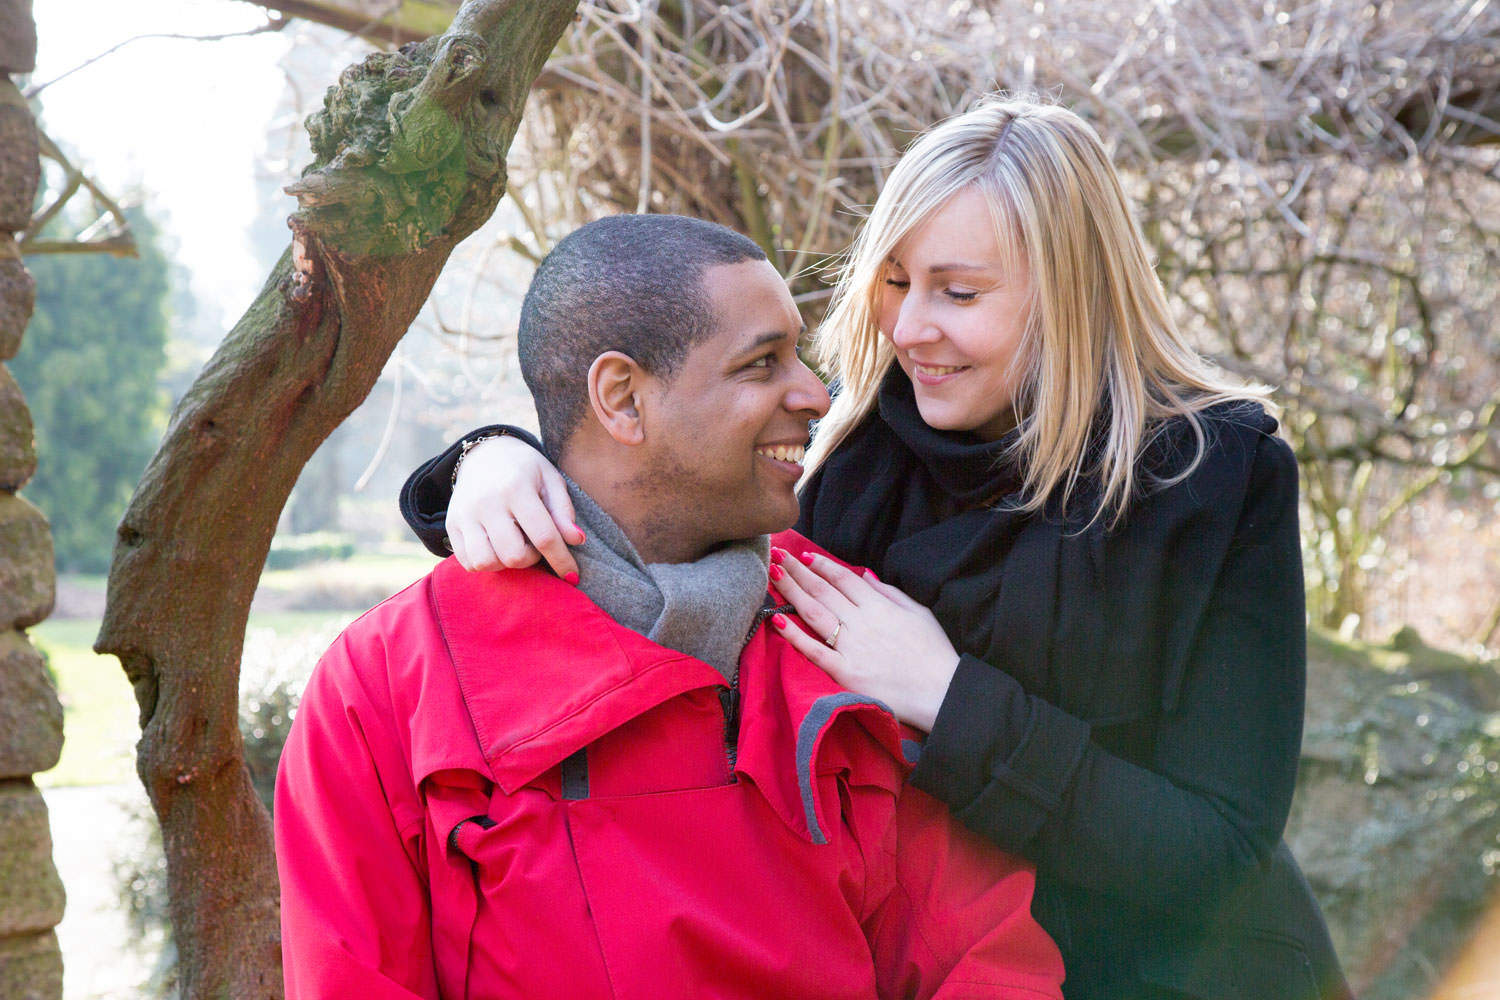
[0,80,39,234]
[0,0,37,75]
[0,782,65,937]
[0,245,34,360]
[0,930,62,1000]
[0,630,61,779]
[0,365,34,490]
[0,493,51,630]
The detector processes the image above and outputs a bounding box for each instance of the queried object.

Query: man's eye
[747,355,774,369]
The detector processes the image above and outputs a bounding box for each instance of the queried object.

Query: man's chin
[747,495,802,537]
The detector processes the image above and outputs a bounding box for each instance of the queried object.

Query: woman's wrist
[451,430,507,488]
[903,653,961,733]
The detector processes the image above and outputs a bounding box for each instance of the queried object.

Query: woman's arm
[399,424,521,555]
[399,426,584,577]
[778,430,1305,916]
[917,432,1305,915]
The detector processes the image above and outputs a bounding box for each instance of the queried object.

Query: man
[275,215,1064,999]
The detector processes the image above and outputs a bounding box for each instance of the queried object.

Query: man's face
[634,258,830,553]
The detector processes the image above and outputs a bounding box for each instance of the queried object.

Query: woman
[399,96,1349,1000]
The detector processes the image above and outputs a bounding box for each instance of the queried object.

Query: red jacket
[275,530,1064,1000]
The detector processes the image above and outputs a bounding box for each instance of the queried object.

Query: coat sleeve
[859,782,1065,1000]
[911,430,1305,915]
[275,635,440,999]
[398,423,545,556]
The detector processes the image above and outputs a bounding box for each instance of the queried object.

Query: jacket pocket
[1136,926,1319,1000]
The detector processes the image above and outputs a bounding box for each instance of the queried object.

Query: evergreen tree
[14,207,170,573]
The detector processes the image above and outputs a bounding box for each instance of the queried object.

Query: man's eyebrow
[731,328,804,358]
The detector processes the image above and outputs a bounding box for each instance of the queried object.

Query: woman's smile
[910,362,971,384]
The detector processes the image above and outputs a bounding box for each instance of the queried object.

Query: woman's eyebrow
[925,262,991,274]
[885,255,992,274]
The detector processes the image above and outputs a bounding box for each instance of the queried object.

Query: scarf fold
[565,475,770,681]
[876,368,1025,508]
[800,369,1051,697]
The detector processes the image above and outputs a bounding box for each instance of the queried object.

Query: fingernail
[565,571,580,586]
[769,548,785,565]
[573,524,586,543]
[863,569,876,580]
[769,563,784,582]
[799,552,816,566]
[771,613,789,629]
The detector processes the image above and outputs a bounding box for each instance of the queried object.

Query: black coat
[796,376,1348,1000]
[399,384,1351,1000]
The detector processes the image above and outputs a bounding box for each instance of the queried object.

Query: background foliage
[14,204,169,573]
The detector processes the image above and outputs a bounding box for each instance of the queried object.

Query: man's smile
[754,441,808,477]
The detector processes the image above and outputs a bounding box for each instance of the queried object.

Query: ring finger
[770,551,850,644]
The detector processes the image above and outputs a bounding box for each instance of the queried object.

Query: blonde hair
[803,95,1270,527]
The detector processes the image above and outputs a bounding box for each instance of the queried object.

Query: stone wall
[0,1,66,998]
[1289,628,1500,1000]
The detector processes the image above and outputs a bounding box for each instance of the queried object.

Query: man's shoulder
[304,561,496,777]
[330,566,444,663]
[768,529,871,576]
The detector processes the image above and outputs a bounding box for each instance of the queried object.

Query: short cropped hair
[517,214,768,453]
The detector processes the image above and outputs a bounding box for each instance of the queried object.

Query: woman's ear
[587,351,648,446]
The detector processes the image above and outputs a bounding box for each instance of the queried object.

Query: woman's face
[877,186,1033,441]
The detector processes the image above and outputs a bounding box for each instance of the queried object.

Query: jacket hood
[426,531,915,844]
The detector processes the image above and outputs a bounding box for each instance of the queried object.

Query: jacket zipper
[721,600,794,777]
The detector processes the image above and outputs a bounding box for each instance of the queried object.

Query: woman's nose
[889,296,940,349]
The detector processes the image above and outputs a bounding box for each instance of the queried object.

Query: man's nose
[786,357,831,419]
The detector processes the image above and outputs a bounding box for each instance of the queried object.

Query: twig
[24,17,290,99]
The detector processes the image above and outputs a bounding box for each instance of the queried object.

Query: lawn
[33,547,438,788]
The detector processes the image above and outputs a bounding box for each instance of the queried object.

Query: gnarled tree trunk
[93,2,578,996]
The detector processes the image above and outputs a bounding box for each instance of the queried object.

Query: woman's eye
[946,290,978,303]
[884,277,910,290]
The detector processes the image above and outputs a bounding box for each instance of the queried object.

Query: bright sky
[31,0,303,319]
[30,0,542,439]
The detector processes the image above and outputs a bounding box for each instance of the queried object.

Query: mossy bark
[93,3,579,997]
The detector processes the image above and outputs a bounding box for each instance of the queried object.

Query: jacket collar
[430,556,725,794]
[428,538,916,844]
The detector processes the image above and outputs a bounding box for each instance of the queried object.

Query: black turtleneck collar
[876,368,1024,509]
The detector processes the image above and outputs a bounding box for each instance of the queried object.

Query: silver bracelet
[450,431,506,489]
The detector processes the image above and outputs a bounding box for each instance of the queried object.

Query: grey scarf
[566,475,770,681]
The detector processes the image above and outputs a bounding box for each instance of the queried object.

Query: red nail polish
[565,571,580,586]
[800,552,816,566]
[769,564,784,582]
[769,548,785,565]
[573,525,586,543]
[771,613,789,629]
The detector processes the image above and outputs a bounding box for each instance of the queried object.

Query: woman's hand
[768,548,959,732]
[448,436,585,581]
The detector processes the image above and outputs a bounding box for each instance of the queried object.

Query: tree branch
[93,3,579,996]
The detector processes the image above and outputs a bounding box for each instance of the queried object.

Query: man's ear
[587,351,649,446]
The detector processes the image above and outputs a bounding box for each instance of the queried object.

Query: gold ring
[825,621,842,650]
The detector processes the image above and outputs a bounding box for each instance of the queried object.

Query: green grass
[32,617,136,787]
[255,549,435,593]
[31,549,436,789]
